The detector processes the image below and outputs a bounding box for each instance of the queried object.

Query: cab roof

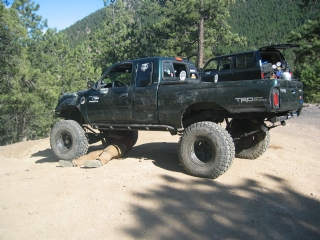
[259,43,300,51]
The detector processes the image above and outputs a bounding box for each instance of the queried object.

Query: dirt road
[1,105,319,240]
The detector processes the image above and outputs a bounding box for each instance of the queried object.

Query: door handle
[120,93,128,98]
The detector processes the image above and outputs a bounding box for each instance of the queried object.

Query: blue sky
[33,0,105,31]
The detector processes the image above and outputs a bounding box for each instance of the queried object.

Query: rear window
[163,61,198,80]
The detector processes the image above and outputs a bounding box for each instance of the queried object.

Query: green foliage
[228,0,320,52]
[288,12,320,103]
[62,8,106,48]
[289,19,320,65]
[88,0,137,70]
[131,0,245,67]
[297,62,320,103]
[12,0,47,40]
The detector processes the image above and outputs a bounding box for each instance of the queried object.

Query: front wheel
[178,121,235,179]
[50,120,89,160]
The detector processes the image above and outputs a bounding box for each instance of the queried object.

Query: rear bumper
[269,107,302,123]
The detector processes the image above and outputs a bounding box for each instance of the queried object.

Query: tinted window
[235,53,255,69]
[236,55,246,69]
[220,57,233,70]
[246,53,256,67]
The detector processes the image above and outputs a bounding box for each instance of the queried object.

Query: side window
[188,64,198,79]
[203,59,219,73]
[236,55,246,69]
[163,62,175,78]
[220,57,233,70]
[136,61,153,87]
[103,63,133,86]
[236,53,255,69]
[246,53,256,67]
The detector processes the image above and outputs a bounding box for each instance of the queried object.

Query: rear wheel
[178,121,235,179]
[50,120,89,160]
[230,119,270,159]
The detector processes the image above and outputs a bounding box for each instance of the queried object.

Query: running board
[90,123,178,132]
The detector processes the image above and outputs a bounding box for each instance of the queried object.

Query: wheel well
[60,106,84,124]
[182,102,228,128]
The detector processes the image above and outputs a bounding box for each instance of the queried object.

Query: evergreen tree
[289,15,320,103]
[88,0,136,70]
[12,0,47,40]
[135,0,245,68]
[0,0,51,144]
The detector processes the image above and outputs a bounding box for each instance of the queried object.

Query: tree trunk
[197,0,204,69]
[22,110,27,142]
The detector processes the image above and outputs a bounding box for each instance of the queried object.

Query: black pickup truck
[50,56,303,179]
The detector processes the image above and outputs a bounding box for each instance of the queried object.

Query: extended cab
[50,56,303,179]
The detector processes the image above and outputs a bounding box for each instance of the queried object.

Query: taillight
[261,72,265,79]
[273,89,280,108]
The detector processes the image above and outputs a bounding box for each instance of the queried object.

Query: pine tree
[289,15,320,103]
[135,0,245,68]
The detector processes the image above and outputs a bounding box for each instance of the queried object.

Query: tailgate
[277,80,303,111]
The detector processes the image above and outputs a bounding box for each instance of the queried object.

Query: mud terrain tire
[50,120,89,160]
[178,121,235,179]
[127,130,139,148]
[231,119,270,159]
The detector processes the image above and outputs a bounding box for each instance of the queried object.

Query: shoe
[84,160,102,168]
[59,160,74,167]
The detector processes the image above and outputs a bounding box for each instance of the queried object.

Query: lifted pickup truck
[50,56,303,179]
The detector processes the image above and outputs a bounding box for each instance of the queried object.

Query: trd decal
[235,97,267,103]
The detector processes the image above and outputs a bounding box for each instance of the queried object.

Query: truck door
[218,56,235,81]
[202,56,234,82]
[201,57,219,82]
[86,62,133,124]
[132,60,158,124]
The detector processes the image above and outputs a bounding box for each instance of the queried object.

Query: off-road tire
[178,121,235,179]
[50,120,89,160]
[126,130,138,147]
[230,119,270,159]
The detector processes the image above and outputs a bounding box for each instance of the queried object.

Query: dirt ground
[0,105,319,240]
